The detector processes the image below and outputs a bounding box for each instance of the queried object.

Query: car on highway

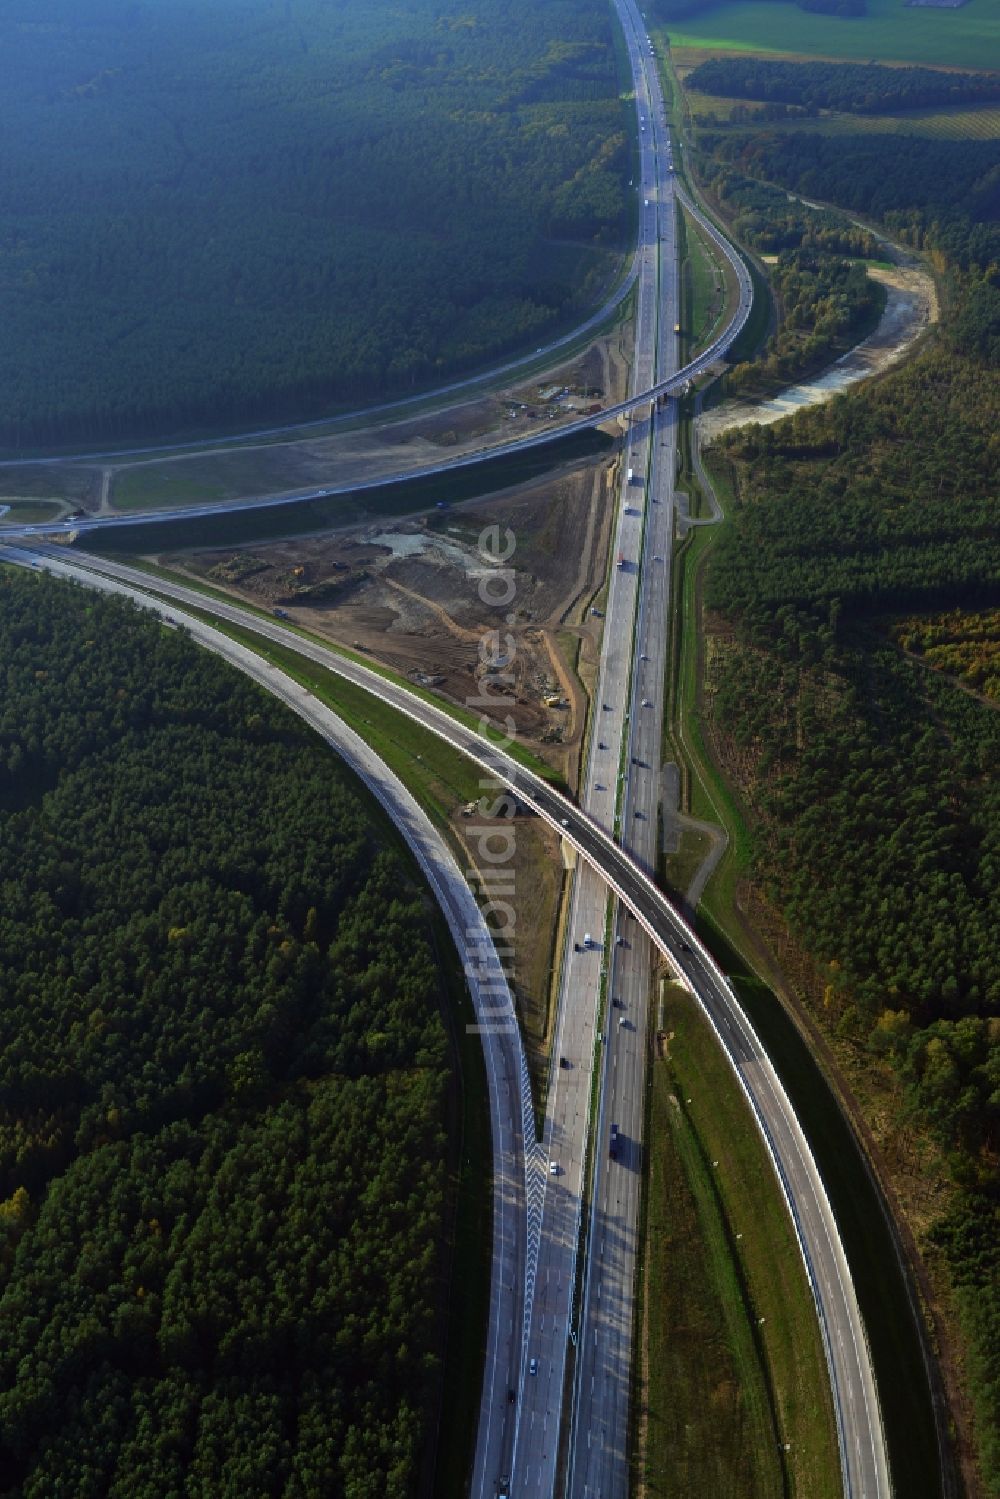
[549,1160,559,1175]
[529,1358,538,1376]
[641,698,652,707]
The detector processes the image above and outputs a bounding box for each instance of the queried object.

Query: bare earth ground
[156,322,631,790]
[0,327,631,519]
[164,457,616,789]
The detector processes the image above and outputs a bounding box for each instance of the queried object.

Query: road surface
[11,542,890,1499]
[3,194,749,546]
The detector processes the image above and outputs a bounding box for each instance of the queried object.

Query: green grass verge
[664,0,1000,69]
[642,982,839,1498]
[682,208,730,358]
[84,426,613,546]
[0,499,68,524]
[662,823,715,897]
[663,434,945,1498]
[112,469,231,510]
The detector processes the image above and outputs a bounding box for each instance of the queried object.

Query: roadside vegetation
[0,568,474,1494]
[681,89,1000,141]
[665,50,1000,1495]
[0,0,631,451]
[640,984,839,1498]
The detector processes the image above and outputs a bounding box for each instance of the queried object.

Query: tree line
[694,158,884,392]
[687,57,1000,115]
[0,0,630,451]
[0,571,459,1495]
[701,121,1000,1494]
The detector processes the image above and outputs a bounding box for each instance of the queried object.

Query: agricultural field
[680,80,1000,138]
[658,0,1000,69]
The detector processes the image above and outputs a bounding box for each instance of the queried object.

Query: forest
[702,119,1000,1491]
[0,571,457,1495]
[686,58,1000,114]
[702,128,1000,273]
[0,0,629,451]
[693,161,884,390]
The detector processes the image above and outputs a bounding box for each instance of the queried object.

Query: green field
[0,498,68,525]
[111,469,232,511]
[661,0,1000,69]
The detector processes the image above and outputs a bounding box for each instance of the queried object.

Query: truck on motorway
[610,1123,619,1159]
[626,466,634,483]
[617,553,626,570]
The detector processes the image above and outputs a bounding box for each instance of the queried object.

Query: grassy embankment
[83,425,612,543]
[653,56,942,1486]
[0,499,68,525]
[661,439,944,1498]
[662,0,999,69]
[641,981,839,1498]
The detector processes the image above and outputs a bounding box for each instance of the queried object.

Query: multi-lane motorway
[1,12,887,1497]
[8,526,890,1499]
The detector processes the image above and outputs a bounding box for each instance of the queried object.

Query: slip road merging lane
[10,544,890,1499]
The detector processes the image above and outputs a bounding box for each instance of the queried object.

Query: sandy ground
[95,332,629,514]
[153,313,632,787]
[165,455,618,786]
[699,260,938,442]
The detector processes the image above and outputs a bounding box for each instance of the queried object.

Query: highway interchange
[2,9,888,1497]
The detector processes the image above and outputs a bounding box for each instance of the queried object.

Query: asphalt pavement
[9,536,890,1498]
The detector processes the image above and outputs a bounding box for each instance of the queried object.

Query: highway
[0,15,888,1495]
[4,195,750,547]
[10,541,890,1499]
[0,264,640,471]
[562,0,682,1490]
